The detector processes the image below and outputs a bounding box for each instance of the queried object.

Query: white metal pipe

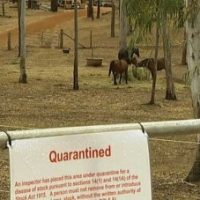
[0,119,200,149]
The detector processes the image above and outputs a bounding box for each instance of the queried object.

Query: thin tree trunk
[18,0,21,57]
[88,0,94,20]
[119,0,127,49]
[111,0,115,37]
[27,0,32,9]
[181,29,187,65]
[96,0,100,19]
[73,0,79,90]
[185,0,200,182]
[149,22,159,105]
[162,15,176,100]
[7,32,11,50]
[19,0,27,83]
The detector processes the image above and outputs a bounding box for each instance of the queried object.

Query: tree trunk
[149,22,159,105]
[181,29,187,65]
[96,0,100,19]
[185,0,200,182]
[119,0,127,49]
[19,0,27,83]
[88,0,94,20]
[111,0,115,37]
[18,0,21,57]
[27,0,32,9]
[73,0,79,90]
[162,15,177,100]
[51,0,58,12]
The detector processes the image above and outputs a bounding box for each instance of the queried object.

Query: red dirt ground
[0,9,86,47]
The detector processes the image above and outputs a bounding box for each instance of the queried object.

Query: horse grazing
[118,47,140,65]
[134,57,165,104]
[136,57,165,72]
[109,59,129,85]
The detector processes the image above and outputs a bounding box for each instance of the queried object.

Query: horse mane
[130,47,140,58]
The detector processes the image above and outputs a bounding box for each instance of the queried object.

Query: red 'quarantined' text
[49,145,112,163]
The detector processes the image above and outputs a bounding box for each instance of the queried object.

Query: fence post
[60,29,64,49]
[90,30,93,49]
[7,32,11,50]
[90,30,93,57]
[2,2,5,16]
[40,32,44,47]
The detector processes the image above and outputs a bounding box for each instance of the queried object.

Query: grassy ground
[0,5,200,200]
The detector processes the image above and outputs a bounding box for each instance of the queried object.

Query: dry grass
[0,6,200,200]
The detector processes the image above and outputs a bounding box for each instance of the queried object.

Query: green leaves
[123,0,185,40]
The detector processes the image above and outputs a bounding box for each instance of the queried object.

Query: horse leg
[119,73,122,84]
[125,69,128,84]
[149,68,157,104]
[114,74,117,85]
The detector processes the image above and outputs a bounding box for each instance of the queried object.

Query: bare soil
[0,4,200,200]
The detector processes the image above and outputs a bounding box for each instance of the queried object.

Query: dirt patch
[0,8,87,47]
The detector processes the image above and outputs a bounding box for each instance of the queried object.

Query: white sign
[9,130,152,200]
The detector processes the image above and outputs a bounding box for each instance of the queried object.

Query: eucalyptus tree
[111,0,116,37]
[124,0,162,104]
[19,0,27,83]
[160,0,185,100]
[96,0,101,19]
[119,0,127,48]
[74,0,79,90]
[124,0,184,103]
[88,0,94,20]
[185,0,200,182]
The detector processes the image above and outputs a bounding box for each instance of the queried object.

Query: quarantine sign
[9,129,152,200]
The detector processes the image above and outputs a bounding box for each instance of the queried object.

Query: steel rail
[0,119,200,148]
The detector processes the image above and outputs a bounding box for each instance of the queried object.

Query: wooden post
[90,30,93,49]
[90,30,93,57]
[40,32,44,47]
[2,2,5,16]
[19,0,27,83]
[7,32,11,50]
[60,29,64,49]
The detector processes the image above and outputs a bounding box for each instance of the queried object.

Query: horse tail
[108,60,115,76]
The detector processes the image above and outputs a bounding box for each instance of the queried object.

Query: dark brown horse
[118,47,140,64]
[136,58,165,71]
[109,59,129,85]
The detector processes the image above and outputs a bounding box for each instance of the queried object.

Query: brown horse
[136,57,165,72]
[132,57,165,104]
[131,57,165,80]
[108,59,129,85]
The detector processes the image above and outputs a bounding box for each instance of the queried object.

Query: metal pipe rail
[0,119,200,148]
